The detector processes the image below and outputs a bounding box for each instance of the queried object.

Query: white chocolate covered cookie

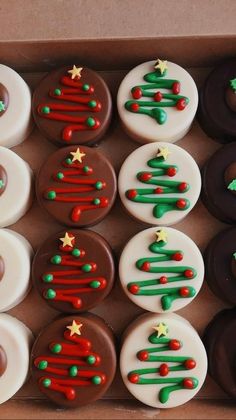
[119,227,204,313]
[118,142,201,226]
[0,147,33,227]
[117,59,198,144]
[0,64,33,148]
[120,313,207,408]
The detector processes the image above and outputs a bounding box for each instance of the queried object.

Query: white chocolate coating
[0,229,33,312]
[120,312,207,408]
[118,142,201,226]
[119,227,204,313]
[0,64,33,148]
[0,147,33,227]
[0,314,33,404]
[117,61,198,144]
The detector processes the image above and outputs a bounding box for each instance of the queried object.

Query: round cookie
[198,58,236,143]
[203,308,236,398]
[33,65,112,147]
[32,229,115,313]
[36,145,117,227]
[117,59,198,144]
[31,314,116,408]
[120,312,207,409]
[119,227,204,313]
[118,142,201,226]
[0,229,33,312]
[201,142,236,223]
[0,313,33,404]
[0,147,33,227]
[0,64,33,148]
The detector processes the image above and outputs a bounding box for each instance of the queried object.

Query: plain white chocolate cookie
[118,142,201,226]
[117,60,198,144]
[119,227,204,313]
[0,64,33,148]
[120,312,207,409]
[0,314,33,404]
[0,147,33,227]
[0,229,33,312]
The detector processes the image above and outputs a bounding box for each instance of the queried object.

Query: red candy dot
[172,81,180,94]
[169,339,181,351]
[183,378,194,389]
[127,189,137,199]
[129,284,139,295]
[154,91,162,102]
[73,298,82,309]
[184,359,196,370]
[172,252,183,261]
[128,373,139,384]
[159,363,169,377]
[141,262,150,272]
[159,276,168,284]
[131,103,139,112]
[184,269,194,278]
[178,182,188,192]
[138,351,149,361]
[132,87,142,99]
[66,389,76,400]
[155,187,163,194]
[176,199,187,209]
[139,172,152,182]
[179,287,190,297]
[177,98,186,110]
[167,167,177,177]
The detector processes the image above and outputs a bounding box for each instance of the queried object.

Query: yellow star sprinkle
[155,229,168,243]
[157,147,170,161]
[154,59,168,75]
[68,65,83,80]
[153,322,168,337]
[70,147,86,163]
[67,320,83,336]
[59,232,75,248]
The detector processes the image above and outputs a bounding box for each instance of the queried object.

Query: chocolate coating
[198,58,236,143]
[0,165,7,196]
[201,143,236,223]
[204,226,236,304]
[31,314,116,408]
[0,83,9,116]
[32,66,112,147]
[203,308,236,398]
[32,229,115,313]
[36,146,117,227]
[0,346,7,376]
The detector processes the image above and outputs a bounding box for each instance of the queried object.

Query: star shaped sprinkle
[66,320,83,336]
[155,229,168,243]
[230,78,236,92]
[154,59,168,75]
[228,179,236,191]
[0,101,5,112]
[70,147,86,163]
[60,232,75,247]
[68,65,83,80]
[233,252,236,260]
[0,179,4,189]
[157,147,170,161]
[153,322,168,337]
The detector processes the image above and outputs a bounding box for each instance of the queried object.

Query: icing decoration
[34,320,106,401]
[0,165,7,196]
[127,323,198,404]
[125,148,190,218]
[125,59,189,125]
[44,148,109,223]
[127,230,196,310]
[37,66,102,142]
[42,232,107,309]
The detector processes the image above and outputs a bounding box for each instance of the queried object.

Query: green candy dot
[51,343,62,354]
[42,273,53,283]
[46,190,56,200]
[66,158,72,165]
[51,255,62,265]
[87,355,96,365]
[45,288,56,299]
[82,264,92,273]
[56,172,64,180]
[92,375,102,385]
[90,280,101,289]
[43,378,51,388]
[54,88,61,96]
[83,165,90,173]
[93,198,100,205]
[88,100,97,108]
[86,117,95,127]
[72,248,80,257]
[95,181,103,190]
[82,83,90,91]
[38,360,48,370]
[69,365,78,377]
[42,106,50,114]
